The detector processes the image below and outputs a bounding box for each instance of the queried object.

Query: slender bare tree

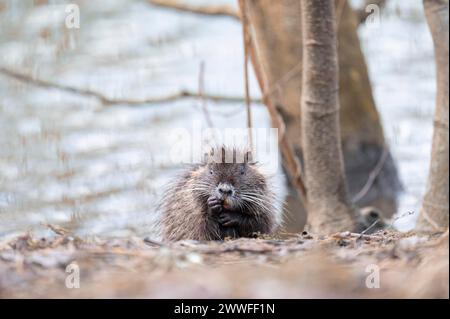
[300,0,357,233]
[417,0,449,232]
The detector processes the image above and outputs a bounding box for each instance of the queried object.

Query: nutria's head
[193,146,269,213]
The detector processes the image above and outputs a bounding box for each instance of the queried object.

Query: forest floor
[0,227,448,298]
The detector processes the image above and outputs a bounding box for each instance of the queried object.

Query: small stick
[143,237,165,247]
[360,218,381,235]
[352,146,389,203]
[148,0,240,20]
[198,61,214,128]
[241,2,253,150]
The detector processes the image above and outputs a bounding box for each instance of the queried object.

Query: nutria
[159,146,281,241]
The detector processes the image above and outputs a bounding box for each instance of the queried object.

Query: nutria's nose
[217,183,234,196]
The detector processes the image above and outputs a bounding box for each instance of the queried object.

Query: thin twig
[0,67,261,106]
[214,105,246,118]
[360,218,380,235]
[148,0,240,20]
[352,146,389,203]
[386,210,415,230]
[263,60,303,106]
[198,61,214,128]
[143,237,165,247]
[241,3,253,150]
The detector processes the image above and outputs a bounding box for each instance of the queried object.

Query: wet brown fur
[159,147,280,241]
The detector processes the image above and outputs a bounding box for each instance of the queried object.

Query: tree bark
[300,0,356,233]
[416,0,449,232]
[244,0,401,233]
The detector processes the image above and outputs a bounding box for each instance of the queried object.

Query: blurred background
[0,0,435,239]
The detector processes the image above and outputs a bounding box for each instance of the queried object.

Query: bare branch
[197,61,215,128]
[148,0,240,20]
[0,67,261,106]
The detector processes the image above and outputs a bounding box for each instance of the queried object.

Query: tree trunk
[300,0,356,233]
[416,0,449,232]
[244,0,401,233]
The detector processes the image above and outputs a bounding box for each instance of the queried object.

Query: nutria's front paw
[218,212,242,227]
[207,196,222,214]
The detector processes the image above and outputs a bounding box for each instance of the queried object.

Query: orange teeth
[223,198,231,209]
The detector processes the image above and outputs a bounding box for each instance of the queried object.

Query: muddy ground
[0,227,448,298]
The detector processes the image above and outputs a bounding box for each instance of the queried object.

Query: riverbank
[0,228,447,298]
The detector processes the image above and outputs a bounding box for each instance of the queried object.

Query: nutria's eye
[210,170,213,175]
[240,166,245,175]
